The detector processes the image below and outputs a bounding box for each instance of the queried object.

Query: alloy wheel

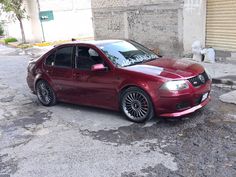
[122,91,149,121]
[36,81,55,106]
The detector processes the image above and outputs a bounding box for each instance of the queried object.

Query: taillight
[28,62,36,74]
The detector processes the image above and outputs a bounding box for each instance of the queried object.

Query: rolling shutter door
[206,0,236,51]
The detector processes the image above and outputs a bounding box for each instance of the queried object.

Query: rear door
[45,45,75,101]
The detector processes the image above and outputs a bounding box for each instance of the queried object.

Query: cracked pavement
[0,45,235,177]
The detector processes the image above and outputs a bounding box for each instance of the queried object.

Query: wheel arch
[119,84,156,122]
[34,74,54,93]
[119,81,151,98]
[118,83,156,113]
[34,77,57,106]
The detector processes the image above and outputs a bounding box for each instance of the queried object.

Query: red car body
[27,40,211,119]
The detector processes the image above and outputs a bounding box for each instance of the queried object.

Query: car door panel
[44,45,75,102]
[51,67,74,101]
[72,46,119,110]
[72,69,119,109]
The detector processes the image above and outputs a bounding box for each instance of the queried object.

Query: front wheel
[36,80,57,106]
[120,87,154,123]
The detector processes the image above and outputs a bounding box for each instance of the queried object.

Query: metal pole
[36,0,45,42]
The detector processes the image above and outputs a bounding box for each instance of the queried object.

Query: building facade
[1,0,235,58]
[3,0,94,43]
[92,0,236,57]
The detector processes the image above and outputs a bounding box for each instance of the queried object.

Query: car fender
[118,79,159,115]
[118,79,157,103]
[34,73,55,92]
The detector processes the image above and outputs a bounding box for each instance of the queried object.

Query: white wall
[183,0,206,54]
[39,0,94,42]
[4,19,34,43]
[1,0,42,42]
[2,0,94,43]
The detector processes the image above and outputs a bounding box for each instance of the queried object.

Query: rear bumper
[159,96,210,117]
[26,73,35,93]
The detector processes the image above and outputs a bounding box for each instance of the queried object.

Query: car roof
[55,39,125,48]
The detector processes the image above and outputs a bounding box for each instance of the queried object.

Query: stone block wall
[92,0,184,56]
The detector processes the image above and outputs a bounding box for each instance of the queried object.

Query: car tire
[120,87,154,123]
[36,80,57,106]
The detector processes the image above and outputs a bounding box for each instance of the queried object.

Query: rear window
[45,46,74,68]
[54,47,74,68]
[45,53,55,66]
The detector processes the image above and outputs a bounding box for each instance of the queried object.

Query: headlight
[161,80,189,91]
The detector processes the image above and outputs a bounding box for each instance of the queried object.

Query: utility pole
[36,0,45,42]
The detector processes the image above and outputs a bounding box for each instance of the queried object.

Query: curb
[212,78,236,86]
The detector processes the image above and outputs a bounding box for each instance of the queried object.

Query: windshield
[99,41,159,67]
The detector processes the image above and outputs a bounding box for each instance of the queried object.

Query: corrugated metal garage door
[206,0,236,51]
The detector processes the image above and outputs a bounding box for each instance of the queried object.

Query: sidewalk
[183,58,236,105]
[24,46,53,58]
[183,58,236,87]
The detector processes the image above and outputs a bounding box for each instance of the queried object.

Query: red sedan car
[27,40,211,122]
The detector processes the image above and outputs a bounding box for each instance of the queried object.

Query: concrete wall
[27,0,44,42]
[92,0,184,57]
[183,0,206,54]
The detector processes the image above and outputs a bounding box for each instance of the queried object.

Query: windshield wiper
[124,61,144,67]
[142,58,158,63]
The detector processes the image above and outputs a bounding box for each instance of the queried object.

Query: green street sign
[39,11,54,22]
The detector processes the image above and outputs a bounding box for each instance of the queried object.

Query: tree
[0,22,4,36]
[0,0,27,43]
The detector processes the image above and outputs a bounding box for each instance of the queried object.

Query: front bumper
[154,80,211,118]
[159,96,210,117]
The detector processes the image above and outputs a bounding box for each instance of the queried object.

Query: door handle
[73,73,80,77]
[46,70,52,74]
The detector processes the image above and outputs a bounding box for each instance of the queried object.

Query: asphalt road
[0,45,235,177]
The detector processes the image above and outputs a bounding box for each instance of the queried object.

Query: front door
[72,46,119,110]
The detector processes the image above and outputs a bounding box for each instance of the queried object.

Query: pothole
[0,96,15,103]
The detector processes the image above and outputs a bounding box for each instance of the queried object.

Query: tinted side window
[77,47,104,70]
[54,46,73,68]
[45,53,55,66]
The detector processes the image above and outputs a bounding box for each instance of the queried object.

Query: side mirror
[91,64,107,71]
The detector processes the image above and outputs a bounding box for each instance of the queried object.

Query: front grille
[176,101,190,110]
[194,96,202,106]
[188,71,209,87]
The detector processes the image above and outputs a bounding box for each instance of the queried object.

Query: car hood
[124,58,205,79]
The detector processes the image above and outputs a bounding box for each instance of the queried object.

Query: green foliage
[0,0,27,43]
[0,23,4,36]
[4,37,17,44]
[0,0,26,20]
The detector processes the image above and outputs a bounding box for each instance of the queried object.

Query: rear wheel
[120,87,154,123]
[36,80,56,106]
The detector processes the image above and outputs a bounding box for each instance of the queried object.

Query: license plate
[201,92,209,102]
